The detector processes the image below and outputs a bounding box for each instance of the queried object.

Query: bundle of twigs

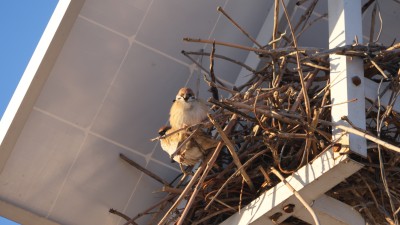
[110,1,400,224]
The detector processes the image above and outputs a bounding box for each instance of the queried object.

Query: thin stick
[270,167,321,225]
[289,68,318,112]
[318,120,400,153]
[175,144,222,225]
[151,123,204,142]
[124,194,176,225]
[366,54,389,79]
[183,38,320,56]
[226,100,303,125]
[180,50,227,87]
[209,41,219,100]
[119,154,170,186]
[272,0,279,49]
[217,6,262,48]
[157,162,206,225]
[205,149,267,210]
[176,115,238,225]
[192,208,233,225]
[280,0,311,122]
[208,114,255,192]
[109,208,138,225]
[182,50,256,73]
[170,126,200,158]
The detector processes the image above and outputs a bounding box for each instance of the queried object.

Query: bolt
[269,212,282,222]
[333,143,342,152]
[283,204,295,213]
[352,76,361,86]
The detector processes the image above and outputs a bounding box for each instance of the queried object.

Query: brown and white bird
[158,126,218,166]
[169,87,209,129]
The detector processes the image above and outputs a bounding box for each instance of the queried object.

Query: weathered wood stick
[182,50,256,73]
[217,6,262,48]
[205,149,267,210]
[208,114,255,192]
[175,142,225,225]
[176,115,239,225]
[280,0,311,122]
[123,194,176,225]
[192,208,233,225]
[119,153,170,186]
[183,37,320,56]
[318,120,400,153]
[157,160,206,225]
[158,186,184,194]
[209,41,219,100]
[109,208,138,225]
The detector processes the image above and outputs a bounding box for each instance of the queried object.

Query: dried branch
[217,6,262,48]
[109,208,137,225]
[208,113,255,192]
[120,153,170,186]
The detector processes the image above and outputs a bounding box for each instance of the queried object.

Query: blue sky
[0,1,58,120]
[0,217,19,225]
[0,1,58,224]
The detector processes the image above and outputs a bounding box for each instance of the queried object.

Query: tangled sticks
[111,2,400,224]
[113,41,400,225]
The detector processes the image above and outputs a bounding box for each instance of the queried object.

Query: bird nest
[111,2,400,225]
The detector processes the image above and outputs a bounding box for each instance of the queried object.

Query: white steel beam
[219,150,363,225]
[294,194,366,225]
[328,0,367,156]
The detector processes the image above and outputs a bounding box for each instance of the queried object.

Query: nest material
[111,1,400,224]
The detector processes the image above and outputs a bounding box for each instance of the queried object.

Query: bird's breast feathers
[170,100,208,128]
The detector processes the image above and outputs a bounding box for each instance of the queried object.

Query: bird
[158,125,218,166]
[169,87,209,129]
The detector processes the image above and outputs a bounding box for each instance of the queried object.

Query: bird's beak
[183,95,190,101]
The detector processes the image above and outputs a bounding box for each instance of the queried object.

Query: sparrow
[158,126,218,166]
[169,87,209,129]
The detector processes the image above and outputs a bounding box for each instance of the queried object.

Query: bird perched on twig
[169,87,209,129]
[158,126,218,166]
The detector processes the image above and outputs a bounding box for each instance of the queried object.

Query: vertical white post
[328,0,367,156]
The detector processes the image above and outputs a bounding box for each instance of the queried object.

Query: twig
[208,114,255,191]
[157,161,206,225]
[318,120,400,153]
[180,50,227,87]
[217,6,262,48]
[272,0,279,49]
[176,115,239,225]
[280,0,311,122]
[120,153,170,186]
[182,50,256,73]
[192,208,233,225]
[183,37,320,56]
[170,126,200,158]
[123,194,176,225]
[109,208,137,225]
[205,149,267,210]
[175,145,222,225]
[209,41,219,100]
